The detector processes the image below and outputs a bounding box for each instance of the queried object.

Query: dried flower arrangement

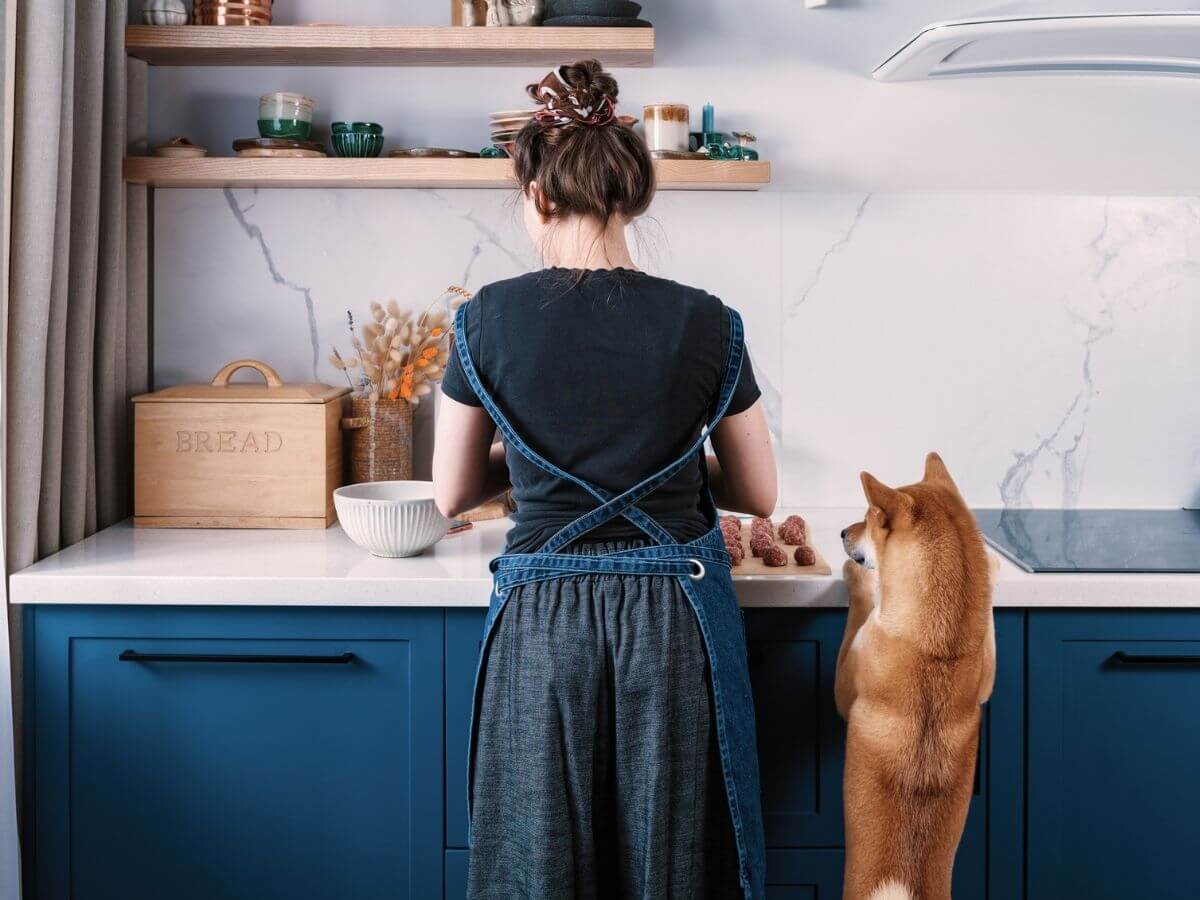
[329,286,472,405]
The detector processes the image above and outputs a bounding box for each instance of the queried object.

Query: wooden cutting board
[730,522,833,577]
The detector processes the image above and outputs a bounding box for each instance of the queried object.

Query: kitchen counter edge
[10,512,1200,608]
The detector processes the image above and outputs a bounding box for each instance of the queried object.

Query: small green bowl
[331,132,385,158]
[258,117,312,140]
[331,121,384,136]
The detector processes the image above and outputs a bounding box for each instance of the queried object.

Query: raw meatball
[794,544,816,567]
[749,534,774,558]
[762,544,788,567]
[778,515,808,546]
[750,516,774,535]
[719,515,741,530]
[720,519,741,540]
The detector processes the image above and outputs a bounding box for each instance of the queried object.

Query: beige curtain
[0,1,18,895]
[3,0,149,889]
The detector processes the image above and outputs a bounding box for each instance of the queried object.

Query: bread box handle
[210,359,284,389]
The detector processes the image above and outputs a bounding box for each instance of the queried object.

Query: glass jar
[642,104,690,153]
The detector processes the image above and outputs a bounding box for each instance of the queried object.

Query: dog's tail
[868,880,913,900]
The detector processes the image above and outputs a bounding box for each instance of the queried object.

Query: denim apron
[454,301,767,899]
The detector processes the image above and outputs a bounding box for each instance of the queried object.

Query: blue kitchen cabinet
[744,609,846,847]
[1028,610,1200,900]
[28,606,444,900]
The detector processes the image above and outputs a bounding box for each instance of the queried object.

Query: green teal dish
[331,121,384,136]
[331,132,385,158]
[258,118,312,140]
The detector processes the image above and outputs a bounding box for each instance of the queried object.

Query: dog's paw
[842,558,876,591]
[988,551,1001,583]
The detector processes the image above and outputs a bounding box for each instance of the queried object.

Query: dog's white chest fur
[850,608,878,653]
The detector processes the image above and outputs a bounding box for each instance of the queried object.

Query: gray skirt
[467,541,743,900]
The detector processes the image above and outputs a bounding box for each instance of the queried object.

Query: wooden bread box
[133,360,350,529]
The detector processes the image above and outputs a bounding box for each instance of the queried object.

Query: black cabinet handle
[119,650,357,665]
[1109,651,1200,668]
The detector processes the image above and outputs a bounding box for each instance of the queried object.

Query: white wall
[149,1,1200,508]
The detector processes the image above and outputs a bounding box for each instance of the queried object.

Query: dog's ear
[861,471,911,523]
[923,452,957,488]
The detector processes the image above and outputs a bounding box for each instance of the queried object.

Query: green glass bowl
[258,117,312,140]
[331,132,385,158]
[331,121,384,136]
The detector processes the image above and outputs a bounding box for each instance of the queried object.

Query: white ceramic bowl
[334,481,451,558]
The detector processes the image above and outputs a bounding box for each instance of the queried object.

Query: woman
[433,60,776,900]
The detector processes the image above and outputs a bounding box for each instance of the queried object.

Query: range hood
[874,12,1200,81]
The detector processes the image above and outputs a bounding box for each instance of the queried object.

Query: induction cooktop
[973,509,1200,574]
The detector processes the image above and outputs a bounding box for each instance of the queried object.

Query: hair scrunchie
[527,65,617,128]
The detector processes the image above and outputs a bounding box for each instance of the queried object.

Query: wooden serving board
[730,522,833,577]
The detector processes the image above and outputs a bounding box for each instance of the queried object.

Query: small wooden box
[133,360,350,529]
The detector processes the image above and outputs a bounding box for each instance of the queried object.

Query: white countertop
[9,508,1200,608]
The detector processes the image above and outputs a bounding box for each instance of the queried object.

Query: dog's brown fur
[836,453,996,900]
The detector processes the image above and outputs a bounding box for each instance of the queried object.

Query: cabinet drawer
[1029,611,1200,900]
[31,606,444,900]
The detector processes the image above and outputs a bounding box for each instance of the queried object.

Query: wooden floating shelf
[125,25,654,67]
[123,157,771,191]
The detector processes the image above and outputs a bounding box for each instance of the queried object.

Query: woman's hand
[432,394,511,518]
[708,400,777,519]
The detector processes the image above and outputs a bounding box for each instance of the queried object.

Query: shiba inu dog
[836,453,996,900]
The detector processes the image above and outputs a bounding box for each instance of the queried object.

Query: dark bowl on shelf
[331,132,385,158]
[545,0,641,18]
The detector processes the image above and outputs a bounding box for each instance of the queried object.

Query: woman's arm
[432,394,511,518]
[708,400,777,518]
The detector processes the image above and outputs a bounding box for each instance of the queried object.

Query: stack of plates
[542,0,650,26]
[489,108,535,154]
[195,0,272,25]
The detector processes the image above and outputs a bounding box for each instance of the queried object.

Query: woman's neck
[540,215,637,271]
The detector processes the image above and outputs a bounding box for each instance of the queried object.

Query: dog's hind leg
[842,746,910,900]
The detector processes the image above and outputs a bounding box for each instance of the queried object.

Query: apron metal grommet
[687,559,706,580]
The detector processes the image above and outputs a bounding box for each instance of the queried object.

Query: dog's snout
[840,528,847,539]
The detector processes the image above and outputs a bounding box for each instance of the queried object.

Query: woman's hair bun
[557,59,619,106]
[515,58,655,226]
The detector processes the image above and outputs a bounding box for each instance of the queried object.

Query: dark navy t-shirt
[441,268,761,553]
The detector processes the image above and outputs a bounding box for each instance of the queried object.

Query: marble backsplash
[154,189,1199,510]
